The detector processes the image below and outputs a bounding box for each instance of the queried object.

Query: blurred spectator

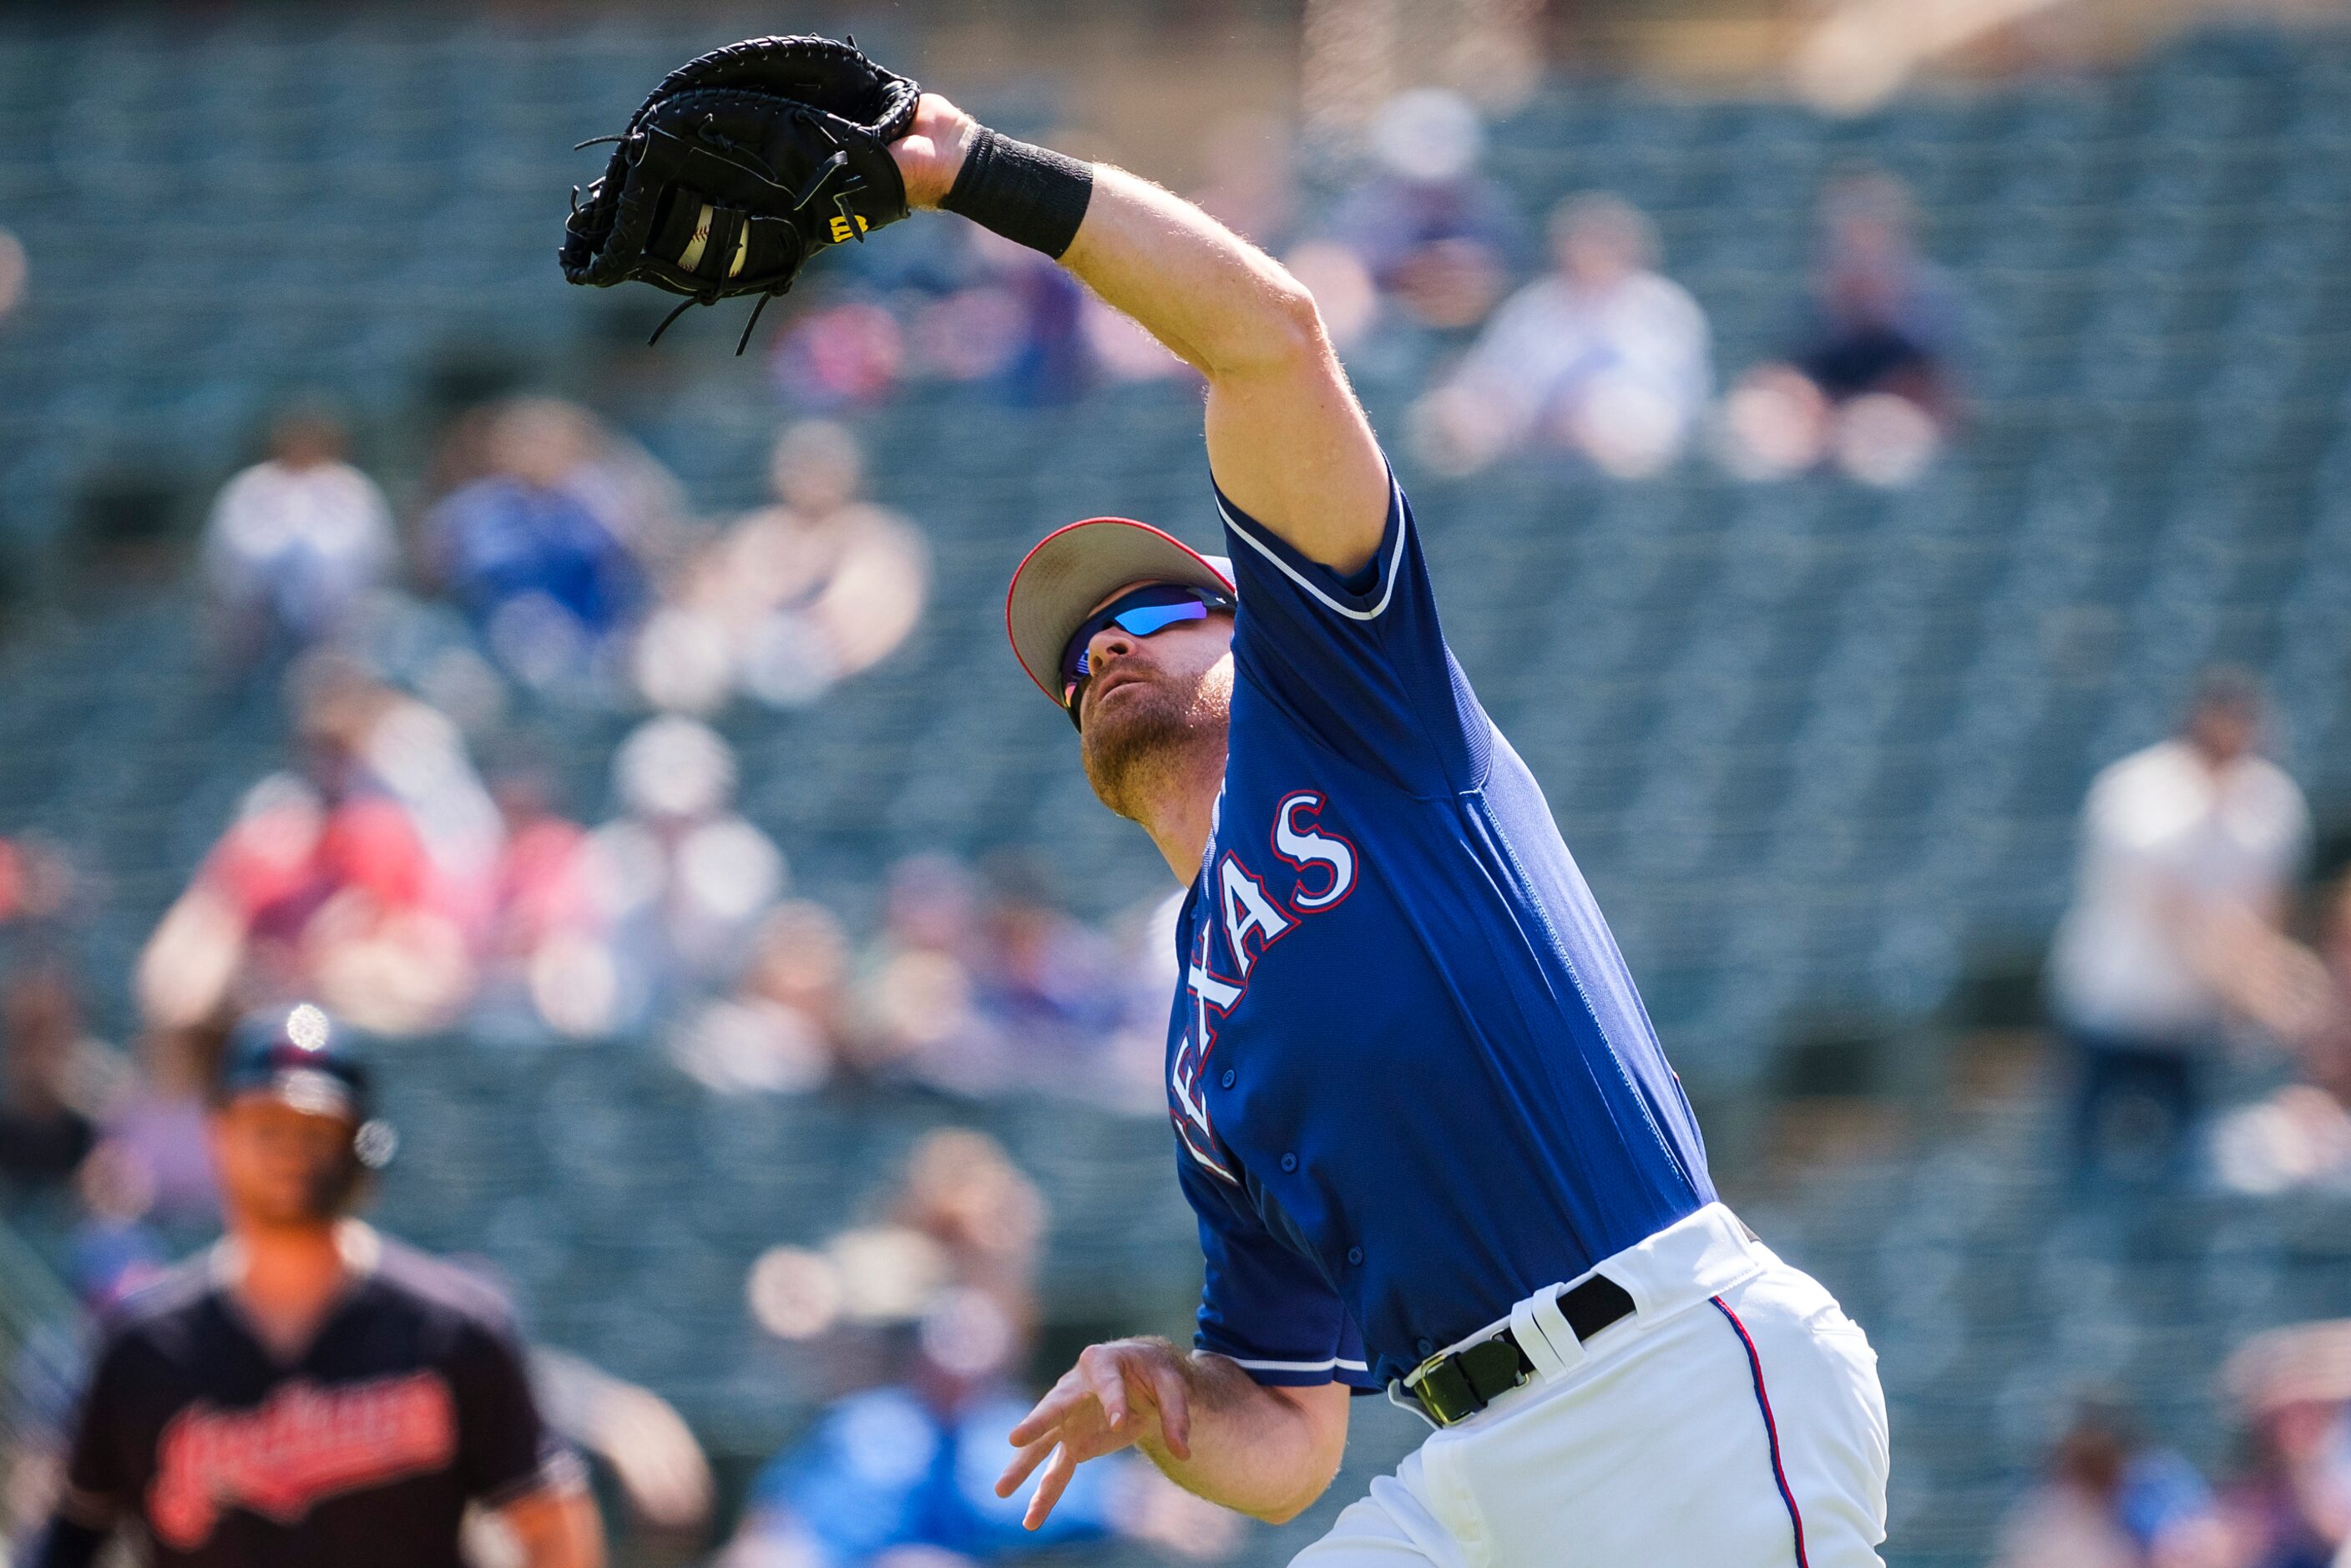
[727,1135,1231,1568]
[1990,1397,2228,1568]
[888,1130,1048,1331]
[2050,670,2312,1185]
[471,770,601,1044]
[0,835,74,928]
[565,716,786,1037]
[2220,1322,2351,1568]
[748,1226,954,1354]
[1193,111,1299,250]
[968,852,1124,1096]
[1412,192,1711,477]
[852,855,1140,1107]
[424,398,675,690]
[771,298,908,410]
[775,119,1272,405]
[0,968,108,1196]
[62,1151,169,1310]
[907,266,1033,387]
[136,657,500,1036]
[930,224,1103,403]
[720,1289,1234,1568]
[988,232,1097,406]
[1721,171,1964,486]
[328,585,513,741]
[892,134,1149,400]
[1789,174,1962,405]
[1327,88,1521,331]
[95,1022,221,1225]
[530,1347,715,1548]
[636,422,928,714]
[668,900,853,1094]
[855,854,1004,1088]
[487,771,594,962]
[200,405,396,670]
[2212,870,2351,1194]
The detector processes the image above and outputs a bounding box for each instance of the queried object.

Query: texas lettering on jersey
[148,1372,459,1550]
[1173,790,1360,1181]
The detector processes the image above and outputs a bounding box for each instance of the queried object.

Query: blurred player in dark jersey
[32,1003,603,1568]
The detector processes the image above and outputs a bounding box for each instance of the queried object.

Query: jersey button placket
[1220,1068,1236,1090]
[1279,1152,1297,1172]
[1347,1246,1364,1267]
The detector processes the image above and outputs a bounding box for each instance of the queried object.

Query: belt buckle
[1401,1346,1466,1428]
[1403,1335,1519,1429]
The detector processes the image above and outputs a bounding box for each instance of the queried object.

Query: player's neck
[1135,750,1223,883]
[220,1217,354,1359]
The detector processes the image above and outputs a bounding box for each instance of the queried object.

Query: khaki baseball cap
[1004,517,1235,716]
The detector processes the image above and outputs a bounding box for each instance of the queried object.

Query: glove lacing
[581,107,878,354]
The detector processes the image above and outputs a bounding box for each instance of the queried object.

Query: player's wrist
[894,95,982,210]
[935,124,1095,258]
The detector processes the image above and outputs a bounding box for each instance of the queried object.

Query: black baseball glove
[559,35,921,352]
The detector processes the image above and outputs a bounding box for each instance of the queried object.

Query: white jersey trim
[1216,481,1406,623]
[1225,1354,1372,1373]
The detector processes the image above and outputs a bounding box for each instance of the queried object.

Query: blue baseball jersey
[1167,472,1715,1392]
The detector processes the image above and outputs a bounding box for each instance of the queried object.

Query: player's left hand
[996,1338,1194,1530]
[889,93,981,211]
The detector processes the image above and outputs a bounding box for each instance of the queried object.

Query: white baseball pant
[1292,1203,1889,1567]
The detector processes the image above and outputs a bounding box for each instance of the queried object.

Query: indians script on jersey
[148,1372,458,1549]
[1173,790,1358,1181]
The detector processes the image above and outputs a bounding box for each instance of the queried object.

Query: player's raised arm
[893,97,1391,577]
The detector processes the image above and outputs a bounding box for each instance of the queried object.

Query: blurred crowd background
[6,1,2351,1565]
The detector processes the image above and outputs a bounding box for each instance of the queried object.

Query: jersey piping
[1214,481,1408,622]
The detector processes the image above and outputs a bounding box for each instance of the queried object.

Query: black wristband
[939,127,1094,260]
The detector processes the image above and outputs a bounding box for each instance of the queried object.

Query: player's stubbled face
[210,1098,355,1227]
[1077,594,1234,821]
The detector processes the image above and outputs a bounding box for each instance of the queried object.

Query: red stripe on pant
[1710,1295,1810,1568]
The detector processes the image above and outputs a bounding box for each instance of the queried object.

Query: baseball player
[31,1004,601,1568]
[886,94,1892,1565]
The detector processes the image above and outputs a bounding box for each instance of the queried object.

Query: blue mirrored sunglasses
[1059,583,1234,726]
